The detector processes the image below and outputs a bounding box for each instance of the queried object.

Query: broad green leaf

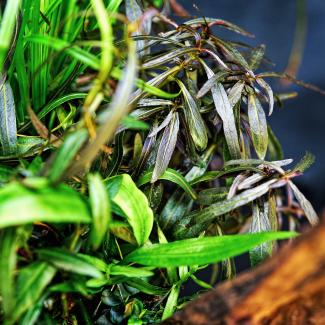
[105,174,153,245]
[197,187,228,205]
[37,248,103,278]
[177,80,208,151]
[0,181,91,228]
[124,232,296,267]
[48,129,88,183]
[162,284,180,320]
[0,228,18,315]
[88,173,111,250]
[122,116,149,130]
[152,111,179,182]
[289,181,318,226]
[249,201,273,266]
[10,262,56,324]
[0,77,17,155]
[248,93,268,159]
[137,168,197,200]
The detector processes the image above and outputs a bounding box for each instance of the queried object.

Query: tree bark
[163,220,325,324]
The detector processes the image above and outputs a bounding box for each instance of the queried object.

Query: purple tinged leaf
[152,112,180,182]
[177,80,208,151]
[248,94,268,159]
[249,201,273,266]
[289,181,319,226]
[256,77,274,115]
[196,71,229,99]
[148,110,173,138]
[228,81,244,108]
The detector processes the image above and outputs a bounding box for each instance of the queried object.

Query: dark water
[179,0,325,211]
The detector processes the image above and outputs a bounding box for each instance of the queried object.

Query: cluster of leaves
[0,0,319,324]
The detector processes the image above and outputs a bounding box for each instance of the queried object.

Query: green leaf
[162,284,180,320]
[11,262,56,324]
[291,151,315,173]
[105,174,153,246]
[177,80,208,151]
[289,181,319,226]
[137,168,197,200]
[124,232,296,267]
[0,228,18,315]
[249,44,266,71]
[248,93,268,159]
[0,0,21,70]
[126,278,168,295]
[88,174,111,250]
[110,265,153,278]
[37,248,103,278]
[0,181,91,228]
[0,76,17,155]
[152,112,179,182]
[48,129,88,183]
[197,71,229,99]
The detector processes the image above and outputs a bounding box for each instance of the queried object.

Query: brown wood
[163,220,325,324]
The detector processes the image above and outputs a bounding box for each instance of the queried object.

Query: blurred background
[177,0,325,213]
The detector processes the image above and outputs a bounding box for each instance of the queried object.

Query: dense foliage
[0,0,318,324]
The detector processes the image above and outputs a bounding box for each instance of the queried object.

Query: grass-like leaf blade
[124,231,296,267]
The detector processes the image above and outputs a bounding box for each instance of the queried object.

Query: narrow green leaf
[249,44,266,71]
[0,76,17,155]
[152,111,179,182]
[0,0,21,70]
[110,265,153,278]
[48,129,88,183]
[124,231,296,267]
[11,262,56,324]
[0,181,91,228]
[88,174,111,250]
[105,174,153,246]
[37,248,103,278]
[137,168,197,200]
[291,151,315,173]
[126,278,168,295]
[289,181,319,226]
[162,284,180,320]
[248,93,268,159]
[0,228,18,315]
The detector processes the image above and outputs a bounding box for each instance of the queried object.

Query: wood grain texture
[163,220,325,324]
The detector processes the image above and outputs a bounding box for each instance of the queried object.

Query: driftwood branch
[163,220,325,324]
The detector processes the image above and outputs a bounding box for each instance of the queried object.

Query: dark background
[178,0,325,212]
